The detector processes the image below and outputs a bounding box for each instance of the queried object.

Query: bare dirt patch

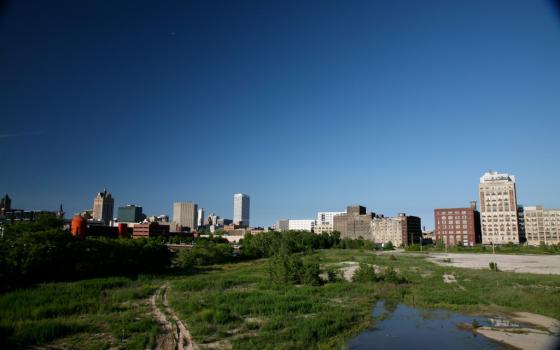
[426,253,560,275]
[476,312,560,350]
[150,284,198,350]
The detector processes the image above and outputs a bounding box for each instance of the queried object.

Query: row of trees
[0,217,171,291]
[240,230,389,258]
[0,218,394,291]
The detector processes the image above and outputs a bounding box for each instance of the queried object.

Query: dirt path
[150,284,198,350]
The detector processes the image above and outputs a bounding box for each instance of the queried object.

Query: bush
[301,259,322,286]
[174,242,232,269]
[268,253,322,286]
[382,266,407,284]
[326,268,343,283]
[352,263,377,282]
[489,262,499,272]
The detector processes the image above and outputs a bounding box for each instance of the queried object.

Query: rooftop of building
[480,171,515,183]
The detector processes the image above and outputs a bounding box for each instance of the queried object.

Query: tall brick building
[434,202,481,246]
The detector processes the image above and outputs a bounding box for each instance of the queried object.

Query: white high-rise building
[315,211,345,234]
[173,202,198,230]
[92,188,114,225]
[197,208,205,227]
[479,171,519,244]
[317,211,346,225]
[523,206,560,246]
[233,193,250,227]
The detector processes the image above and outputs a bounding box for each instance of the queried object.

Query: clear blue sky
[1,0,559,229]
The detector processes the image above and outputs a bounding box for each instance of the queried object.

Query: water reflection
[348,301,506,350]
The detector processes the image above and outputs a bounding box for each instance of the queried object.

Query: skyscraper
[197,208,205,227]
[117,205,144,223]
[92,188,114,225]
[173,202,198,230]
[478,171,519,244]
[233,193,250,227]
[0,194,11,216]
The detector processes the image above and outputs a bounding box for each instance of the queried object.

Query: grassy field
[1,249,560,349]
[168,249,560,349]
[0,276,161,349]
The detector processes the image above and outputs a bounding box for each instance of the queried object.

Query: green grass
[0,276,161,349]
[168,249,560,349]
[2,249,560,349]
[168,253,402,349]
[320,250,560,319]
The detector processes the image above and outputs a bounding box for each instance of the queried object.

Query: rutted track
[150,284,198,350]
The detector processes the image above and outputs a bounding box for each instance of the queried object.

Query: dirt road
[150,284,198,350]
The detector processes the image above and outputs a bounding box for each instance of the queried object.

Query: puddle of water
[348,301,507,350]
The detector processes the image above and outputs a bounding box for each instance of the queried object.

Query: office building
[197,208,205,227]
[117,205,144,223]
[173,202,198,230]
[288,219,315,232]
[317,211,345,225]
[478,171,520,244]
[0,194,11,216]
[92,188,114,225]
[133,222,170,239]
[206,213,219,226]
[523,206,560,245]
[434,202,481,246]
[370,213,422,246]
[315,211,345,234]
[233,193,250,227]
[314,222,335,234]
[334,205,374,239]
[275,219,289,231]
[1,209,61,224]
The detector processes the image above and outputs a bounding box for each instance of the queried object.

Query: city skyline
[1,1,560,228]
[1,166,559,230]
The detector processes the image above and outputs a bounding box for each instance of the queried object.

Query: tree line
[0,217,393,291]
[0,217,170,291]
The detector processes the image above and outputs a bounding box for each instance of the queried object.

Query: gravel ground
[424,253,560,275]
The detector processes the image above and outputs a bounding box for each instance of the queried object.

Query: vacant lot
[423,252,560,275]
[1,249,560,349]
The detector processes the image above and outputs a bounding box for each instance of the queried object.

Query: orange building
[71,215,87,238]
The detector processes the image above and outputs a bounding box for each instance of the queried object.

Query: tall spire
[57,203,65,219]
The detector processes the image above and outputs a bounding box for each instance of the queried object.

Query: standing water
[348,301,507,349]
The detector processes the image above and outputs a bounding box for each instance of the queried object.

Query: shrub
[174,241,233,269]
[382,266,407,284]
[268,253,321,286]
[489,262,499,272]
[326,268,343,283]
[352,263,377,282]
[301,259,322,286]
